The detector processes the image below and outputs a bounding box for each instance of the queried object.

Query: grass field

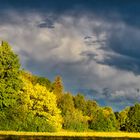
[0,131,139,138]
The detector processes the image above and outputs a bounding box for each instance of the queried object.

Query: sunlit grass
[0,131,139,138]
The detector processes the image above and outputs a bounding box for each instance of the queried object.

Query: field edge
[0,131,139,138]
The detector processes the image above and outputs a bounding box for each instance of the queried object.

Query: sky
[0,0,140,111]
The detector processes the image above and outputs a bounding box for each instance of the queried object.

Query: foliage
[52,76,64,103]
[18,112,56,132]
[89,107,118,131]
[73,93,87,114]
[63,109,89,131]
[21,75,62,131]
[0,41,23,130]
[35,76,51,90]
[117,107,130,131]
[0,41,22,109]
[0,104,25,130]
[21,71,51,89]
[59,93,89,131]
[58,92,75,116]
[125,103,140,132]
[85,100,98,116]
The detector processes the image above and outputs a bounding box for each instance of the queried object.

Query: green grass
[0,131,139,138]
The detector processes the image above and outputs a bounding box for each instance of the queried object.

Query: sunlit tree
[0,41,22,109]
[21,75,62,131]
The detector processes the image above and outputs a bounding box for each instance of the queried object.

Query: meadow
[0,131,139,138]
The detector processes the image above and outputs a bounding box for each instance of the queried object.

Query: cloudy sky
[0,0,140,111]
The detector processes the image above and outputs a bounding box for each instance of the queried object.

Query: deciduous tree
[21,75,62,131]
[125,104,140,132]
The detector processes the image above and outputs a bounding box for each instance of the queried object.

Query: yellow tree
[21,75,62,132]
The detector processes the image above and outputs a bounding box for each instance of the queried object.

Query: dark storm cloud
[108,27,140,59]
[101,54,140,74]
[1,0,140,29]
[100,24,140,74]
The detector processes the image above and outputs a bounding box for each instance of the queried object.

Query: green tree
[59,93,89,131]
[117,107,130,131]
[125,103,140,132]
[89,107,118,131]
[63,109,89,131]
[0,41,22,109]
[85,100,98,117]
[74,93,87,114]
[0,41,23,130]
[52,76,64,103]
[36,76,51,90]
[58,92,75,116]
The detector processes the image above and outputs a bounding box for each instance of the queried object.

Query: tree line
[0,41,140,132]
